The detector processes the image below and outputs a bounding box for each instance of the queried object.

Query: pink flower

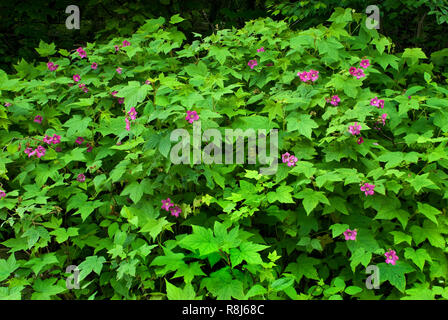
[91,62,98,69]
[78,83,85,88]
[73,74,81,82]
[408,96,411,99]
[378,99,384,109]
[128,107,137,120]
[170,206,181,217]
[77,173,86,182]
[349,67,357,75]
[185,110,199,123]
[357,137,364,144]
[0,189,5,199]
[24,147,33,155]
[34,115,43,124]
[309,69,319,82]
[111,91,118,96]
[114,45,120,52]
[381,113,387,126]
[370,97,379,107]
[116,67,122,74]
[4,102,11,107]
[75,137,84,145]
[385,249,399,265]
[76,47,87,58]
[145,80,151,85]
[360,182,375,196]
[35,146,46,158]
[43,135,53,144]
[248,59,258,69]
[360,59,370,69]
[47,62,59,71]
[52,134,61,144]
[257,47,265,52]
[298,71,310,82]
[348,122,362,135]
[86,143,93,152]
[281,152,290,163]
[343,229,357,240]
[122,40,131,47]
[161,198,174,211]
[287,155,298,167]
[83,87,89,93]
[118,98,124,104]
[330,95,340,106]
[353,68,365,79]
[125,117,131,131]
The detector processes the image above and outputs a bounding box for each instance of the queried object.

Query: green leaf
[0,254,19,281]
[229,242,269,267]
[78,255,106,282]
[35,40,56,57]
[378,261,415,293]
[169,14,185,24]
[417,202,441,225]
[202,267,245,300]
[294,188,330,215]
[404,248,432,271]
[179,225,220,256]
[287,113,318,139]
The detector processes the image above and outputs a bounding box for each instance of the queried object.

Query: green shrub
[0,9,447,300]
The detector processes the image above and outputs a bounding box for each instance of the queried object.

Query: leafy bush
[0,9,447,300]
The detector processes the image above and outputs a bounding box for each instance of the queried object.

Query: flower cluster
[281,152,298,167]
[185,110,199,123]
[76,47,87,58]
[248,59,257,69]
[349,59,370,79]
[360,182,375,196]
[343,229,357,241]
[385,249,399,265]
[47,61,59,71]
[370,97,385,109]
[161,198,182,217]
[78,83,89,93]
[43,134,62,145]
[24,145,46,158]
[125,107,138,131]
[297,69,319,82]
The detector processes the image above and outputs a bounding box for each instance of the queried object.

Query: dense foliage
[0,8,448,300]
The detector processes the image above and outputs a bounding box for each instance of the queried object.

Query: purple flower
[281,152,290,163]
[185,110,199,123]
[86,143,93,152]
[77,173,86,182]
[116,67,122,74]
[4,102,11,107]
[348,122,361,136]
[122,40,131,47]
[24,147,33,156]
[0,189,6,199]
[353,68,365,79]
[125,117,131,131]
[43,135,53,144]
[73,74,81,82]
[161,198,174,211]
[52,134,61,144]
[128,107,137,120]
[257,47,265,52]
[343,229,357,240]
[385,249,399,265]
[287,155,298,167]
[357,137,364,145]
[248,59,258,69]
[91,62,98,69]
[35,146,46,158]
[370,97,379,107]
[145,80,151,85]
[360,183,375,196]
[118,98,124,104]
[75,137,84,145]
[360,59,370,69]
[47,62,59,71]
[378,99,385,109]
[330,95,340,106]
[114,45,120,52]
[309,69,319,82]
[170,206,181,218]
[349,67,357,75]
[298,71,310,82]
[34,115,43,124]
